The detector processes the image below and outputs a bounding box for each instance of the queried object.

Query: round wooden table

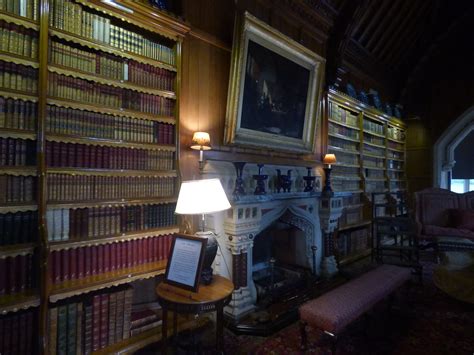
[156,275,234,353]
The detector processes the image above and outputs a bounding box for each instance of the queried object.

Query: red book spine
[97,245,104,274]
[69,248,77,280]
[85,246,92,277]
[92,295,101,352]
[77,247,85,279]
[126,240,132,268]
[91,246,98,275]
[110,243,117,272]
[53,250,61,283]
[61,249,70,282]
[132,239,138,267]
[137,238,143,265]
[103,243,110,273]
[151,236,158,262]
[158,236,164,261]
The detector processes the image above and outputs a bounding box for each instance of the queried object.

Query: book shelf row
[46,202,177,242]
[0,97,37,130]
[0,61,38,93]
[50,41,176,92]
[0,210,37,245]
[0,253,35,295]
[0,309,35,355]
[49,234,172,285]
[0,20,39,59]
[45,141,175,171]
[0,0,39,21]
[49,0,175,66]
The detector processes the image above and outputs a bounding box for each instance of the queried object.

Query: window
[450,179,474,193]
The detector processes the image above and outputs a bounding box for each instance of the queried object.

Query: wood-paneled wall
[179,0,333,180]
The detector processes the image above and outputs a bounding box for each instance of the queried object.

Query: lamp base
[195,231,218,285]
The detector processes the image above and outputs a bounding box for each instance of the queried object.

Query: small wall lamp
[190,131,211,170]
[322,153,337,193]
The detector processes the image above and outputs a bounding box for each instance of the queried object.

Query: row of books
[46,203,177,241]
[0,137,36,166]
[332,165,360,177]
[388,141,404,151]
[363,157,385,168]
[46,105,175,144]
[49,234,173,283]
[387,171,405,180]
[0,175,35,203]
[0,97,37,131]
[363,118,384,135]
[339,207,363,227]
[0,21,39,59]
[328,136,359,152]
[341,193,361,206]
[0,254,35,295]
[365,180,386,193]
[0,61,38,94]
[0,310,35,355]
[50,0,175,65]
[0,210,37,245]
[363,144,385,156]
[337,227,370,258]
[48,73,174,116]
[364,168,384,179]
[332,179,360,192]
[47,174,175,201]
[330,103,359,128]
[329,124,359,139]
[0,0,39,20]
[388,150,403,160]
[48,287,134,354]
[50,41,175,91]
[45,141,175,171]
[363,133,384,146]
[387,126,405,141]
[330,151,359,166]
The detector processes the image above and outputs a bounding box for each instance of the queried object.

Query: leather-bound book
[115,290,125,342]
[92,295,101,352]
[69,248,77,280]
[57,305,68,355]
[48,307,58,355]
[108,292,117,345]
[122,288,133,339]
[76,303,83,354]
[67,303,77,354]
[77,247,84,279]
[84,303,93,355]
[100,293,109,349]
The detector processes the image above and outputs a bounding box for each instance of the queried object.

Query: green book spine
[67,303,77,354]
[57,305,68,355]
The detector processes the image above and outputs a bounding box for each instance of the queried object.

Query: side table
[156,275,234,353]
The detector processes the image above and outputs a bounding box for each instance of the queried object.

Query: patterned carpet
[221,263,474,355]
[138,262,474,354]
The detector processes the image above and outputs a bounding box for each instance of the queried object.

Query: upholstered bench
[299,264,411,352]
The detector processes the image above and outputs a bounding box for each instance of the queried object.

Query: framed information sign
[164,233,207,292]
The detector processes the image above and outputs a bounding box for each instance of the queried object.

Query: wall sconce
[190,131,211,171]
[322,153,337,194]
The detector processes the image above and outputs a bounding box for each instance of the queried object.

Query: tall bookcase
[325,88,407,265]
[0,0,190,353]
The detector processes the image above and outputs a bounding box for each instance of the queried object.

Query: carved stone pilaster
[319,194,343,278]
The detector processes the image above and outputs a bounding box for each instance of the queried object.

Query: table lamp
[175,178,231,284]
[322,153,337,194]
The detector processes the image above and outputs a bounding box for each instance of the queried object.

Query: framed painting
[225,12,325,153]
[164,233,207,292]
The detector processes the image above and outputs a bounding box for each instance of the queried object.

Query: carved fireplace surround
[199,161,342,320]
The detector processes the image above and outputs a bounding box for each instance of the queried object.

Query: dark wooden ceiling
[321,0,474,103]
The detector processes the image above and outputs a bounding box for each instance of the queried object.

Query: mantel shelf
[50,260,167,303]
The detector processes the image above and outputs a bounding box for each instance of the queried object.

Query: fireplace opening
[252,221,312,306]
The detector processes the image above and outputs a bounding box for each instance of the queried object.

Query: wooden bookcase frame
[325,88,407,265]
[0,0,190,353]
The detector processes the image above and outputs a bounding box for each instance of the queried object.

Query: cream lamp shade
[323,153,337,165]
[175,178,231,215]
[190,131,212,151]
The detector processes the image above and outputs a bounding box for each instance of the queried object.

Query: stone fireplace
[201,161,325,320]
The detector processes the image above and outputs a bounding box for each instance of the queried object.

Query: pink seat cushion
[299,265,411,334]
[423,224,474,240]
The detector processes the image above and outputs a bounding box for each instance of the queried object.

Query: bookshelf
[0,0,189,354]
[326,88,407,265]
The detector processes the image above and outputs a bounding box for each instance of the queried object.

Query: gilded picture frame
[225,12,325,153]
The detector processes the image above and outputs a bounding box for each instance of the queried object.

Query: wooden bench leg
[300,321,307,350]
